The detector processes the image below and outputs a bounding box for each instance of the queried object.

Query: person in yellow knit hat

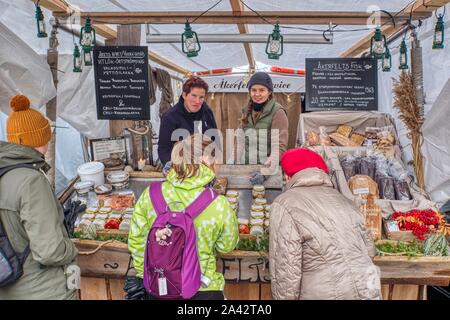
[0,95,78,300]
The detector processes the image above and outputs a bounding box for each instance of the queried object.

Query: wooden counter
[73,239,450,300]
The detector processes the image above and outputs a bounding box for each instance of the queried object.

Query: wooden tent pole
[45,17,59,189]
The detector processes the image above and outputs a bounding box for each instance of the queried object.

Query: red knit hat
[281,148,329,177]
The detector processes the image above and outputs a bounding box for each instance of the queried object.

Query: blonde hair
[170,134,216,181]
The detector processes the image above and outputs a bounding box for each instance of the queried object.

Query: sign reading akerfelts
[305,58,378,111]
[94,46,150,120]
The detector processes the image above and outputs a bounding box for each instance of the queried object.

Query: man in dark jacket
[158,76,218,166]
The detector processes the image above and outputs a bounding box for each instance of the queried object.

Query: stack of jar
[226,190,239,214]
[250,185,270,235]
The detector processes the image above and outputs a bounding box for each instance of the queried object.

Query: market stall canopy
[0,0,444,74]
[0,21,55,114]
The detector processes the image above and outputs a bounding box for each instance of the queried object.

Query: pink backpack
[143,181,218,299]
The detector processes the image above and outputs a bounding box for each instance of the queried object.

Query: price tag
[158,277,168,296]
[353,187,370,195]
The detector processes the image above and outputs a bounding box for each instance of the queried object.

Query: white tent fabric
[422,79,450,205]
[57,54,110,139]
[0,0,449,203]
[0,21,56,114]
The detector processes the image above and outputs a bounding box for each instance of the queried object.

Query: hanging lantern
[83,48,93,66]
[73,45,82,72]
[80,17,96,51]
[433,14,444,49]
[181,22,201,58]
[399,40,408,70]
[35,5,47,38]
[266,23,283,59]
[382,47,392,72]
[370,27,386,59]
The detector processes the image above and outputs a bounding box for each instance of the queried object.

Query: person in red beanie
[269,148,381,300]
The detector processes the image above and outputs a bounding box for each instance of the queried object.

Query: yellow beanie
[7,95,51,148]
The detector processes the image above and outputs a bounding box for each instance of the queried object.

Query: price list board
[305,58,378,111]
[94,46,150,120]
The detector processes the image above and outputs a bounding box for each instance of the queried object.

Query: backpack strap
[0,164,35,265]
[149,181,167,216]
[184,188,218,219]
[0,164,35,178]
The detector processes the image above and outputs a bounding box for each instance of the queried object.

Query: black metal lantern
[382,47,392,72]
[433,14,444,49]
[266,23,283,59]
[399,40,408,70]
[83,48,93,66]
[35,4,47,38]
[370,27,386,59]
[73,45,82,73]
[181,22,201,58]
[80,17,96,51]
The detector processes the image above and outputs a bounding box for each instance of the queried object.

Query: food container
[124,208,134,215]
[107,171,130,190]
[227,197,238,204]
[250,218,264,226]
[92,219,105,230]
[229,203,238,212]
[252,185,265,199]
[81,213,96,220]
[251,205,265,212]
[119,219,131,231]
[77,162,105,187]
[123,214,133,220]
[250,226,264,235]
[74,180,94,195]
[108,213,122,220]
[98,207,112,214]
[94,184,113,195]
[96,213,109,220]
[85,206,98,214]
[254,198,267,206]
[264,219,270,228]
[226,190,239,198]
[77,219,92,229]
[237,217,250,225]
[250,210,265,219]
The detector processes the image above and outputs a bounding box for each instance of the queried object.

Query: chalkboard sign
[305,58,378,111]
[94,46,150,120]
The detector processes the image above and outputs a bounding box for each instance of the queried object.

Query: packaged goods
[319,126,332,146]
[348,175,379,199]
[336,125,353,138]
[306,131,320,146]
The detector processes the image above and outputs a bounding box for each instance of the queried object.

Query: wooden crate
[383,219,416,242]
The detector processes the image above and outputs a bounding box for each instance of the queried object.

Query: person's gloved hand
[249,171,267,185]
[162,161,172,176]
[124,276,147,300]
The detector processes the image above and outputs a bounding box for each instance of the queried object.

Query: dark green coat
[0,142,77,300]
[240,98,283,164]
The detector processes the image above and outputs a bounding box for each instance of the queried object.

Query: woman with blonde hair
[129,134,238,300]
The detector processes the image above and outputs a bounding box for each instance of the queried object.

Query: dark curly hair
[182,76,209,95]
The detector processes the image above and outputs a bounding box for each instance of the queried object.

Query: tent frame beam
[230,0,255,72]
[35,0,189,75]
[342,0,450,57]
[52,10,432,25]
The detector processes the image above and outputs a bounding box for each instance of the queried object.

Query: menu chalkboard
[305,58,378,111]
[94,46,150,120]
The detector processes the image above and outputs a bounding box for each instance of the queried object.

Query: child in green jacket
[128,134,239,299]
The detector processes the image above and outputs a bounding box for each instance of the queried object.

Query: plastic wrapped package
[319,126,332,146]
[377,175,396,200]
[359,157,376,180]
[394,178,412,200]
[340,154,357,181]
[306,131,320,146]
